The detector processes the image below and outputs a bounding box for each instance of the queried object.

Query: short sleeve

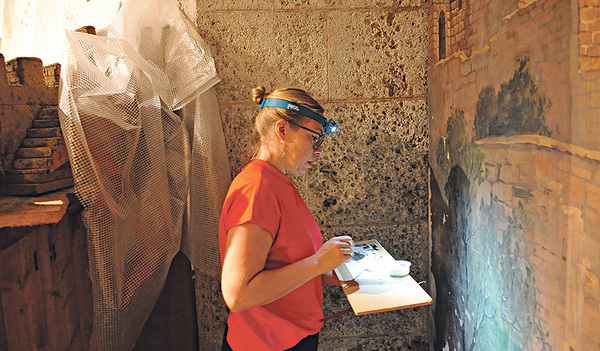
[223,180,281,240]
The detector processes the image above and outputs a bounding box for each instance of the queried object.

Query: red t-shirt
[219,159,324,351]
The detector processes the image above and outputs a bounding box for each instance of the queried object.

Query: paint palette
[334,239,432,315]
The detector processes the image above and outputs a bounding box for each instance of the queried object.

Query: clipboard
[333,239,432,315]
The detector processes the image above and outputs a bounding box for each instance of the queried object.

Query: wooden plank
[70,214,93,351]
[0,201,92,351]
[334,239,432,316]
[0,231,50,350]
[37,221,83,350]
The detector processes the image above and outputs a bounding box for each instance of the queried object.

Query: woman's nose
[314,145,323,155]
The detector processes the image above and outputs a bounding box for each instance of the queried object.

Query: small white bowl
[388,260,411,277]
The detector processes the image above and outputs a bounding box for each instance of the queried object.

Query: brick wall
[428,0,600,349]
[579,0,600,71]
[477,136,600,349]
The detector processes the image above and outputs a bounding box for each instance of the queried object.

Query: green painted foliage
[474,57,551,140]
[435,108,484,189]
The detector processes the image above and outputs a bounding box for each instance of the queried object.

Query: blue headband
[260,99,338,135]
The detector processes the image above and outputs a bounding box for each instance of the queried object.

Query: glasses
[289,122,325,150]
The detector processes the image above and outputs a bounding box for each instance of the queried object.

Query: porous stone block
[194,272,228,350]
[196,0,271,11]
[13,157,54,170]
[2,177,74,196]
[321,222,430,350]
[5,57,45,87]
[199,0,427,11]
[43,63,61,87]
[196,11,328,103]
[38,106,59,119]
[27,126,62,138]
[319,333,429,351]
[328,9,428,99]
[22,137,62,147]
[15,146,53,158]
[219,104,256,174]
[5,166,72,185]
[0,104,37,171]
[32,119,60,128]
[306,100,428,227]
[0,84,57,106]
[0,54,7,86]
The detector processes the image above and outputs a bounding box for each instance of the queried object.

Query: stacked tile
[4,106,73,195]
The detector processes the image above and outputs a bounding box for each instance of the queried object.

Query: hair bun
[252,86,267,105]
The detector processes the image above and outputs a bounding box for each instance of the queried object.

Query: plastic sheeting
[58,0,231,349]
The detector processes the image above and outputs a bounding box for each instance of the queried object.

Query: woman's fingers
[332,236,354,260]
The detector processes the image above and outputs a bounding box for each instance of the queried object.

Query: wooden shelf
[334,239,432,315]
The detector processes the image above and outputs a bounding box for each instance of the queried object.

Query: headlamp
[260,99,338,135]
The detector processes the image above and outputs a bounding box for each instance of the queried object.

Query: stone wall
[192,1,431,350]
[428,0,600,349]
[0,54,73,195]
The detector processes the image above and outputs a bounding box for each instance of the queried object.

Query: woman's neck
[256,147,287,176]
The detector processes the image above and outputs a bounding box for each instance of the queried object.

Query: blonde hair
[251,86,323,157]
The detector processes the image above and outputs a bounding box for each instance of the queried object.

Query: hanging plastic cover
[58,0,231,349]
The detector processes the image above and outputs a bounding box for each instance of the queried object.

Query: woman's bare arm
[221,224,352,313]
[321,271,341,286]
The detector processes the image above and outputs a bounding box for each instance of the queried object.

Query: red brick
[587,182,600,210]
[542,0,560,9]
[592,57,600,69]
[581,32,594,45]
[574,165,594,180]
[583,81,599,93]
[587,0,600,6]
[582,8,595,22]
[565,174,586,205]
[586,209,600,237]
[581,45,589,55]
[589,45,600,56]
[581,56,593,71]
[575,93,590,107]
[590,92,600,107]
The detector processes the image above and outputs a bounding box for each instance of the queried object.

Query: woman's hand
[311,235,354,275]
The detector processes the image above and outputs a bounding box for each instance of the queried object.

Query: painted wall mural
[432,58,551,350]
[429,1,600,350]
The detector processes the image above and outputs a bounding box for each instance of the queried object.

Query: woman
[219,86,353,350]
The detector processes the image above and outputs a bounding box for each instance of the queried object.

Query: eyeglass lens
[312,134,325,150]
[290,122,325,150]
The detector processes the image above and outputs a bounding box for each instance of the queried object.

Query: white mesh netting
[58,0,231,349]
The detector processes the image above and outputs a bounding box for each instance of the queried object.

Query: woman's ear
[274,119,287,141]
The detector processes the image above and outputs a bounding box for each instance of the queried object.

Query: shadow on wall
[431,57,552,350]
